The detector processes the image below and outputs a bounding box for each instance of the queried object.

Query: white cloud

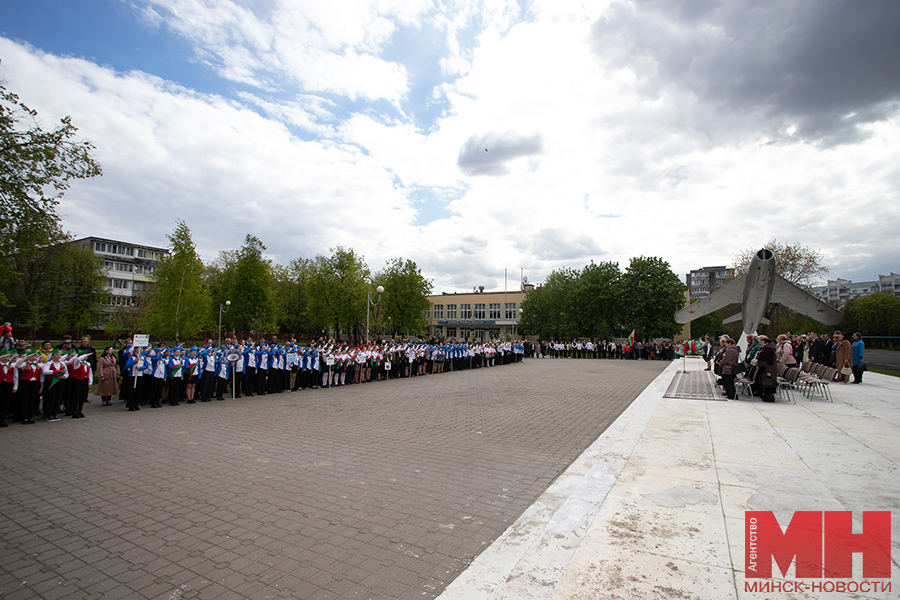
[3,0,899,294]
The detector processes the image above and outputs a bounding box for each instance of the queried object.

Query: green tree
[271,258,317,335]
[228,235,275,334]
[4,243,105,330]
[377,258,433,338]
[141,221,211,342]
[519,268,580,340]
[574,261,621,339]
[620,256,686,340]
[308,246,370,340]
[842,292,900,337]
[1,83,102,306]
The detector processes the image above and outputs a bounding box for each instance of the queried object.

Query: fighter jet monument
[675,249,844,345]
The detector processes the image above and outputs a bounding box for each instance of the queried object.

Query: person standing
[41,350,68,421]
[0,350,18,426]
[851,333,865,384]
[97,346,119,406]
[720,338,740,400]
[833,332,852,383]
[16,353,43,424]
[67,349,92,418]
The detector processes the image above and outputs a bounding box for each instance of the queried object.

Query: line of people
[534,340,678,360]
[112,338,528,411]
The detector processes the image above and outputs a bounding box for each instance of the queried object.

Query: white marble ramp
[439,358,900,600]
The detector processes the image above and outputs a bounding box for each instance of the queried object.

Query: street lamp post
[366,286,384,343]
[218,300,231,347]
[515,307,523,339]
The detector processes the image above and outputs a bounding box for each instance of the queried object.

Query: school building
[426,286,531,341]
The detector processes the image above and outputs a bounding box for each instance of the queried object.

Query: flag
[628,330,635,346]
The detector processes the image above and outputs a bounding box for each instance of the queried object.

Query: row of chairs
[777,362,837,402]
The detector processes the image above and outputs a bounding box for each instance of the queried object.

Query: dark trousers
[0,380,12,423]
[17,380,40,421]
[269,368,281,393]
[169,377,182,404]
[66,378,89,415]
[852,365,864,383]
[126,378,141,410]
[256,368,267,394]
[723,374,737,399]
[233,371,242,398]
[243,367,255,396]
[200,371,215,401]
[215,376,227,399]
[43,381,63,418]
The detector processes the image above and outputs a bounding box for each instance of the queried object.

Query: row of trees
[126,221,433,342]
[518,257,687,341]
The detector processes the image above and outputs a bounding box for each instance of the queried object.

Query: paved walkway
[439,359,900,599]
[0,358,667,600]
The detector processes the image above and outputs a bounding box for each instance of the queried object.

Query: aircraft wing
[771,275,845,325]
[674,275,745,323]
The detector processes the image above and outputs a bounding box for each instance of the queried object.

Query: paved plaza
[0,358,667,600]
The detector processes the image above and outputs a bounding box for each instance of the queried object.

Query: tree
[141,221,211,342]
[271,258,317,335]
[620,256,686,340]
[733,239,829,287]
[519,267,579,340]
[841,293,900,337]
[4,243,105,330]
[376,258,433,338]
[228,235,275,334]
[307,246,370,340]
[1,82,102,306]
[574,261,621,339]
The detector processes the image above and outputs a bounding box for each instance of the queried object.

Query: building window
[108,278,130,290]
[95,242,133,256]
[447,304,457,319]
[460,304,472,319]
[505,303,517,319]
[137,249,162,260]
[134,265,154,275]
[433,305,443,319]
[474,303,485,319]
[489,303,501,319]
[114,263,133,272]
[445,327,456,338]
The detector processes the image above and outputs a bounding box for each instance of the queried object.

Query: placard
[132,334,150,347]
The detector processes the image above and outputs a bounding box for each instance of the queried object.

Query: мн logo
[745,511,891,579]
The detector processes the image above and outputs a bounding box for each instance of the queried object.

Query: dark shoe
[0,421,7,427]
[187,400,195,404]
[22,419,35,425]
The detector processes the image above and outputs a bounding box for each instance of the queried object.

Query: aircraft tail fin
[760,317,771,326]
[723,312,742,325]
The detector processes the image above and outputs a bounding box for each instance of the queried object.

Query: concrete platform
[439,358,900,600]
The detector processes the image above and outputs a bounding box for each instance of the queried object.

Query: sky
[2,0,899,292]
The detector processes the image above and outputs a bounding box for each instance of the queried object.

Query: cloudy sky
[3,0,899,291]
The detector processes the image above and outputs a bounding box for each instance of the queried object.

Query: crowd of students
[0,334,530,424]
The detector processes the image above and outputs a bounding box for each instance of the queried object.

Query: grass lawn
[870,367,900,378]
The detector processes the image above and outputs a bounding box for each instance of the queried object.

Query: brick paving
[0,358,668,600]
